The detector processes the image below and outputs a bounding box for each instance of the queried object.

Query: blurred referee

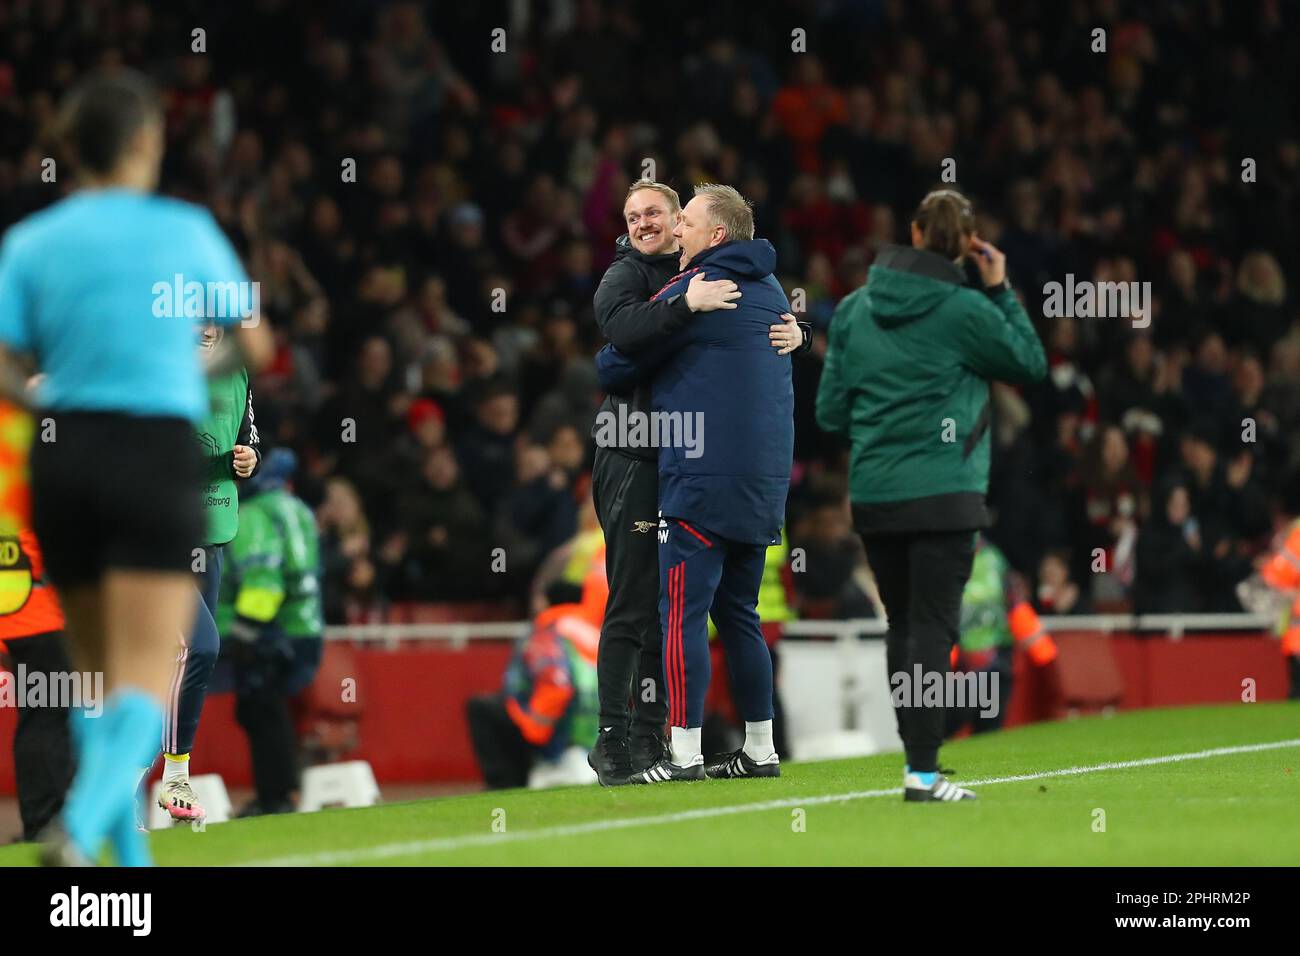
[0,69,271,864]
[815,189,1045,802]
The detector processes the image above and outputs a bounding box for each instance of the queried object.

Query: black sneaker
[705,748,780,779]
[903,771,976,802]
[588,728,635,786]
[630,755,705,784]
[628,731,668,773]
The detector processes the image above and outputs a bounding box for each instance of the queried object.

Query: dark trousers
[7,631,76,840]
[591,447,666,737]
[861,530,975,773]
[466,694,532,789]
[703,643,788,757]
[228,635,322,808]
[660,518,773,730]
[166,544,223,756]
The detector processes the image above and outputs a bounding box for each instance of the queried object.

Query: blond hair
[1237,250,1286,307]
[625,179,681,214]
[693,183,755,241]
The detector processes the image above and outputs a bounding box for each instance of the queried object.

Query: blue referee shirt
[0,188,250,423]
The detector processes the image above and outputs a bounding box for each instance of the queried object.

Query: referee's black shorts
[30,411,205,588]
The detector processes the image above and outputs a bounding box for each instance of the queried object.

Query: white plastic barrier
[527,746,598,789]
[778,637,902,760]
[299,760,380,812]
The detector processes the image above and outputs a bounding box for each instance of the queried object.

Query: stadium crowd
[1,0,1298,621]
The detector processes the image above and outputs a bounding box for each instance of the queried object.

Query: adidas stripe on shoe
[705,748,780,779]
[630,755,705,784]
[903,771,976,802]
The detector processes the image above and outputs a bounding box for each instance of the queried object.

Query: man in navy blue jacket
[595,184,794,782]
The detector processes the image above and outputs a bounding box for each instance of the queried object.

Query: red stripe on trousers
[671,562,685,727]
[668,563,679,727]
[676,520,712,548]
[676,562,686,727]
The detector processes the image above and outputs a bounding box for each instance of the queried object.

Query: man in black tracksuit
[588,180,807,785]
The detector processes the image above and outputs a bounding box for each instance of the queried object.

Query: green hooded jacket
[198,368,257,546]
[815,245,1046,533]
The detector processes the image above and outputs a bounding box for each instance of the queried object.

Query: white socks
[670,727,703,766]
[669,723,776,765]
[743,720,775,761]
[162,752,190,784]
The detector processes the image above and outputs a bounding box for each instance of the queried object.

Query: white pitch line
[245,738,1300,866]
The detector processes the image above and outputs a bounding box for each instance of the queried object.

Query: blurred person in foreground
[0,69,271,864]
[586,179,806,785]
[0,387,73,841]
[816,188,1046,802]
[215,449,323,815]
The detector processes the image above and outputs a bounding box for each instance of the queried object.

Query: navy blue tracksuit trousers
[164,544,223,756]
[658,516,774,730]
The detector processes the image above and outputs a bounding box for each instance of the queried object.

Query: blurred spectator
[1134,482,1204,614]
[1176,423,1271,610]
[1095,334,1182,484]
[318,477,385,623]
[386,398,447,481]
[770,57,845,174]
[1074,424,1145,606]
[1263,338,1300,474]
[1231,250,1291,356]
[789,496,876,620]
[392,445,490,600]
[496,439,580,588]
[314,336,403,519]
[1034,549,1090,616]
[456,382,520,513]
[1027,316,1097,451]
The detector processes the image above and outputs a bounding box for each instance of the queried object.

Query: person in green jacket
[815,188,1046,802]
[216,447,324,815]
[157,321,261,823]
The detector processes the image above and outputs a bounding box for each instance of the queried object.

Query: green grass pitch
[2,702,1297,866]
